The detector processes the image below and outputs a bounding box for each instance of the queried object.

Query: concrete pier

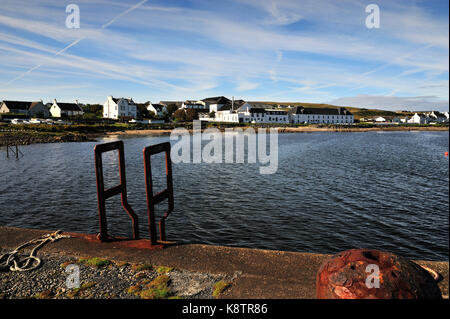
[0,226,448,299]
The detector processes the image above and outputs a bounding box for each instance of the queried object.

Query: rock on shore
[0,133,94,146]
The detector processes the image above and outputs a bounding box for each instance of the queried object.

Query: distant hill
[248,101,417,120]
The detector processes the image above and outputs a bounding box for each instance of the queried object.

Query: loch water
[1,131,448,261]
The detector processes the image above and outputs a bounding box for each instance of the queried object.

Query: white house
[50,99,83,117]
[375,116,386,122]
[181,100,208,111]
[147,103,168,117]
[407,113,429,124]
[210,109,240,122]
[444,112,449,120]
[254,109,289,123]
[103,96,137,119]
[202,96,231,113]
[199,99,246,122]
[0,100,50,117]
[288,106,354,124]
[425,111,448,123]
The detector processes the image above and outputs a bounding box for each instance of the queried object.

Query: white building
[407,113,429,124]
[129,119,165,124]
[444,112,449,120]
[212,109,239,122]
[375,117,386,122]
[181,100,208,111]
[201,104,354,124]
[199,99,244,122]
[288,106,354,124]
[0,100,50,117]
[147,103,168,117]
[202,96,231,113]
[50,99,83,117]
[425,111,448,123]
[243,108,289,123]
[103,96,137,119]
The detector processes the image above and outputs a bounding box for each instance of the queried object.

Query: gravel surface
[0,249,236,299]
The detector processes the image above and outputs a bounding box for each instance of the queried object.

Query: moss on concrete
[66,281,97,298]
[126,274,173,299]
[156,266,173,274]
[213,280,231,298]
[131,263,153,272]
[78,257,110,268]
[33,290,53,299]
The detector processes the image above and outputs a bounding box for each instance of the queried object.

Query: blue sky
[0,0,448,111]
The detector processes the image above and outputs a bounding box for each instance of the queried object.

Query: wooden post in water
[5,143,22,159]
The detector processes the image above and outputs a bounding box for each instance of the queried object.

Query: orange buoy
[445,152,449,157]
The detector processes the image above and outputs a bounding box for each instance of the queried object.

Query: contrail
[101,0,149,29]
[6,0,149,85]
[361,43,435,77]
[343,43,435,92]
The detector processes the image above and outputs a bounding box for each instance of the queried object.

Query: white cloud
[0,0,447,103]
[261,1,303,25]
[236,80,260,91]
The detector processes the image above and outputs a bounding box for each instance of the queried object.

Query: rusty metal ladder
[143,142,174,245]
[94,141,173,246]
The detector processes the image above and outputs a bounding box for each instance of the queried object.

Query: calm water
[0,131,448,261]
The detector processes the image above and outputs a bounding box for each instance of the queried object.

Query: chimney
[232,96,234,111]
[75,99,79,105]
[53,98,57,104]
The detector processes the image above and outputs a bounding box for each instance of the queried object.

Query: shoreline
[106,125,449,136]
[1,125,448,146]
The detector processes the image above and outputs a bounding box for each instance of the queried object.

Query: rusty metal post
[94,141,139,241]
[143,142,174,246]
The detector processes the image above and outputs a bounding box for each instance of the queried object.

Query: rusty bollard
[316,249,442,299]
